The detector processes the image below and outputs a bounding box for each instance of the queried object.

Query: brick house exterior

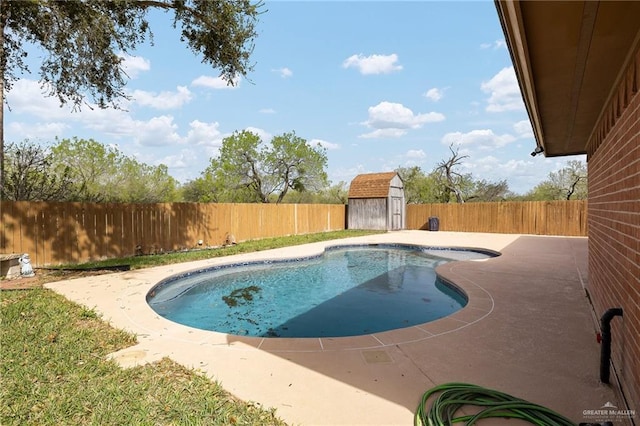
[587,49,640,409]
[496,0,639,412]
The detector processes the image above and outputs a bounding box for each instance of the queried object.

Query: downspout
[599,308,623,384]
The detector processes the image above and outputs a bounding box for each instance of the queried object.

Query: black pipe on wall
[600,308,623,384]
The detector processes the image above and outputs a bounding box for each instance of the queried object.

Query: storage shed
[347,172,405,231]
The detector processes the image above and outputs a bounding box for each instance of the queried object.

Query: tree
[1,0,264,196]
[49,137,126,202]
[319,181,349,204]
[2,139,75,200]
[395,166,443,204]
[266,132,328,203]
[182,171,252,203]
[4,137,179,202]
[526,160,587,200]
[181,175,219,203]
[198,130,328,203]
[434,144,471,203]
[279,181,349,204]
[397,155,516,204]
[49,137,180,202]
[119,161,180,203]
[467,179,514,202]
[208,130,268,202]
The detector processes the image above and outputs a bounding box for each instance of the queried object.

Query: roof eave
[494,0,546,153]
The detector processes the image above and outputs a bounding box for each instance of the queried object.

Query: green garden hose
[415,382,577,426]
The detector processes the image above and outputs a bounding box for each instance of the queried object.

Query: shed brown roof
[348,172,399,199]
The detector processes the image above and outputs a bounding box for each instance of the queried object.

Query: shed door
[391,197,403,230]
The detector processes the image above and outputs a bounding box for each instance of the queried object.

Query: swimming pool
[147,244,494,338]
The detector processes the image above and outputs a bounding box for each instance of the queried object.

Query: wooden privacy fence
[1,200,586,267]
[0,201,346,267]
[405,200,587,236]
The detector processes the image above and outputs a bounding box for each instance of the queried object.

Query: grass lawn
[1,230,382,425]
[59,229,383,271]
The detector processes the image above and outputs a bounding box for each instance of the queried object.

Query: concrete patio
[45,231,627,425]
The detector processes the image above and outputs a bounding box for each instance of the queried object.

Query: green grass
[1,230,383,425]
[55,229,384,270]
[0,289,287,425]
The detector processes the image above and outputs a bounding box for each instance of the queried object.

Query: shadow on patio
[225,235,621,425]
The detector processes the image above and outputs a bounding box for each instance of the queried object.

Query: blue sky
[4,1,586,194]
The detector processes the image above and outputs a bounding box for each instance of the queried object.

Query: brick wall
[587,47,640,412]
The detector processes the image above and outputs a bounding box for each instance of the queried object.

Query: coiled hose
[415,382,577,426]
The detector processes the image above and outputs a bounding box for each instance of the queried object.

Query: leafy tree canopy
[1,0,264,195]
[396,150,515,204]
[3,138,179,202]
[2,139,74,201]
[51,137,180,202]
[1,0,263,108]
[50,137,126,201]
[397,147,477,204]
[395,166,442,204]
[467,179,514,202]
[525,160,587,200]
[193,130,328,203]
[279,181,349,204]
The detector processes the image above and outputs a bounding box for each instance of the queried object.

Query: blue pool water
[147,245,493,338]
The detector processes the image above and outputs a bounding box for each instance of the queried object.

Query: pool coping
[44,231,624,426]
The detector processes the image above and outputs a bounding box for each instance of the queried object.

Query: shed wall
[347,199,388,230]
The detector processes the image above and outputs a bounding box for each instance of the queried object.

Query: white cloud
[157,149,201,171]
[330,164,371,185]
[424,88,444,102]
[342,53,403,75]
[79,108,139,137]
[133,116,182,147]
[192,75,241,89]
[185,120,223,146]
[6,121,69,141]
[5,79,138,132]
[441,129,515,149]
[119,53,151,79]
[6,80,144,143]
[74,110,183,147]
[259,108,276,114]
[359,128,407,139]
[480,40,507,50]
[481,67,524,112]
[362,101,445,133]
[130,86,192,109]
[311,138,340,150]
[463,155,526,187]
[273,67,293,78]
[513,119,534,138]
[5,79,191,149]
[406,149,427,159]
[6,79,75,119]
